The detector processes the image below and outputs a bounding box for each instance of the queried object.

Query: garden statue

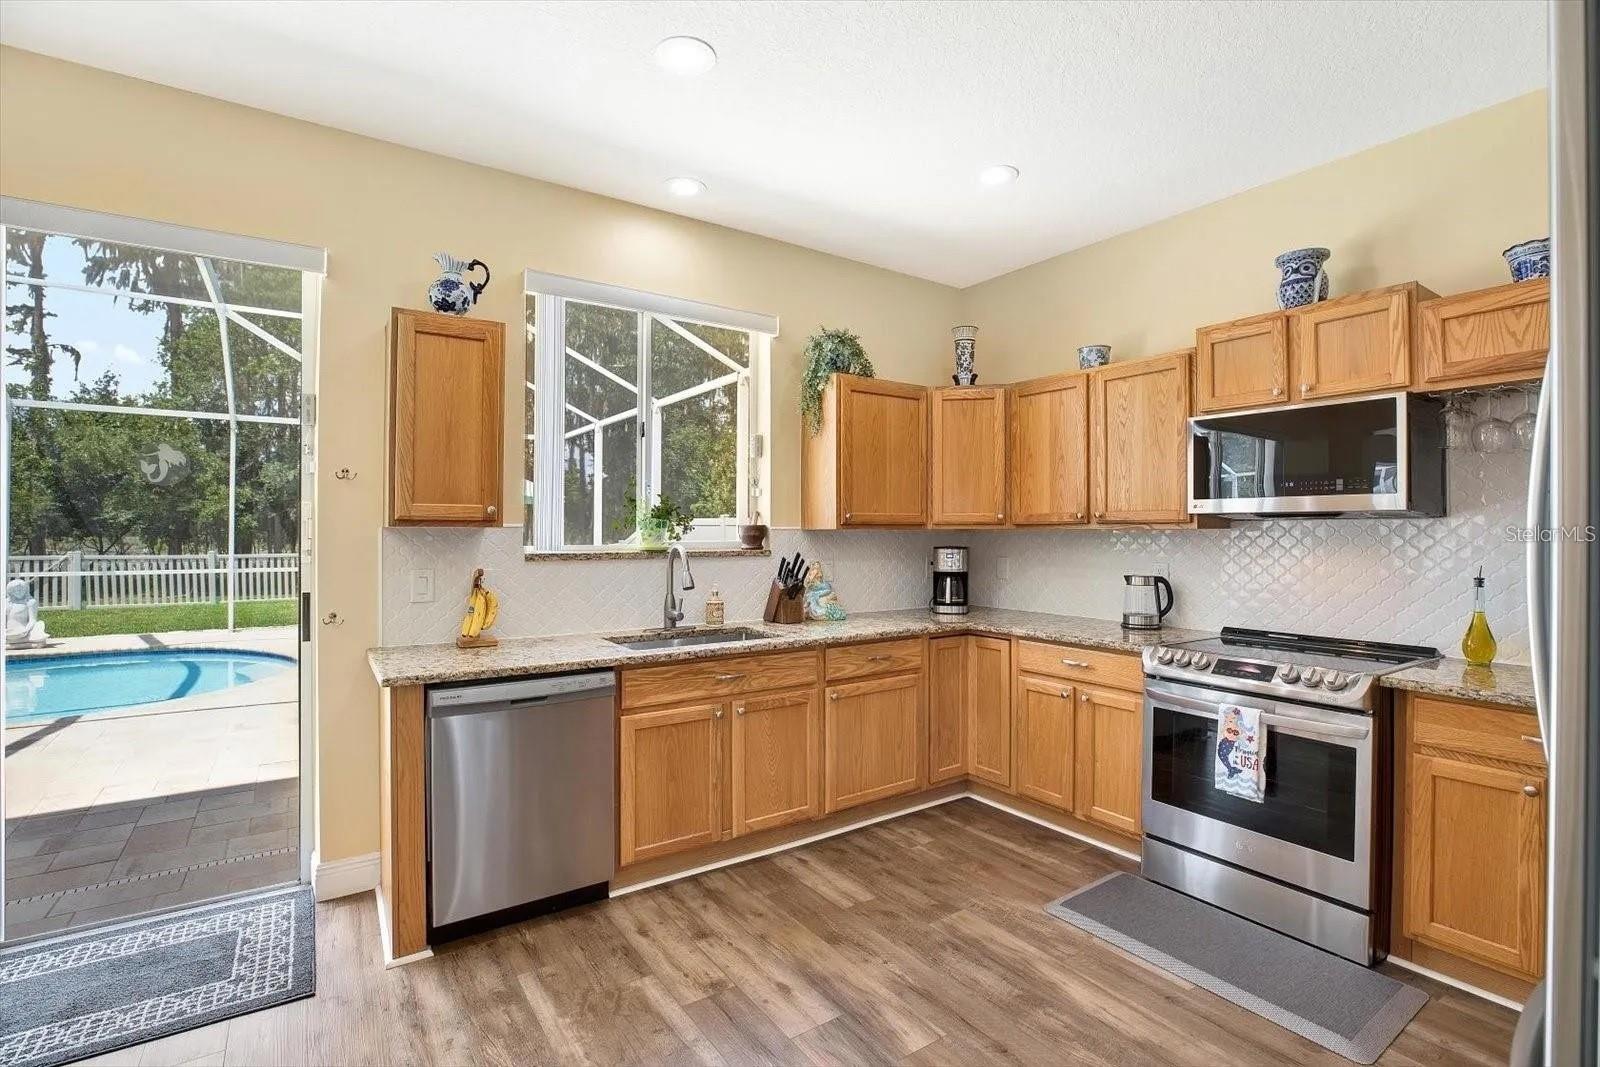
[5,577,49,649]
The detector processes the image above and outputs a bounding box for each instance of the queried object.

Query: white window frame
[523,270,775,552]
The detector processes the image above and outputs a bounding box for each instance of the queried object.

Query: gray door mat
[1046,872,1426,1064]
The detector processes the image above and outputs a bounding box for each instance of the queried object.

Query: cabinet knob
[845,512,853,522]
[830,692,840,701]
[735,706,745,716]
[1075,512,1084,521]
[1523,783,1541,797]
[1080,693,1089,702]
[1300,383,1310,395]
[486,504,498,518]
[1059,690,1070,699]
[1094,511,1103,521]
[996,512,1004,520]
[714,708,724,719]
[1271,387,1282,397]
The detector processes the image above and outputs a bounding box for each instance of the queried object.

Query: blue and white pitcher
[427,253,491,316]
[1274,247,1331,309]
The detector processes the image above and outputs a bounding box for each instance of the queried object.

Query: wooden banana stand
[456,568,500,649]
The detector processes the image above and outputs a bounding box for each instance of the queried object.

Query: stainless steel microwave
[1188,392,1445,517]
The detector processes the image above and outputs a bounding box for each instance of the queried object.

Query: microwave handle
[1150,687,1370,741]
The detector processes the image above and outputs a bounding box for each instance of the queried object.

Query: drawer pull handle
[1523,783,1541,797]
[714,673,745,682]
[867,654,891,661]
[1521,734,1543,745]
[1060,658,1090,668]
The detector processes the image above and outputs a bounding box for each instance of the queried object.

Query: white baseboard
[964,793,1143,862]
[312,850,380,901]
[1384,954,1525,1011]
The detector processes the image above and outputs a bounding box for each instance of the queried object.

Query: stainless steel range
[1140,627,1439,964]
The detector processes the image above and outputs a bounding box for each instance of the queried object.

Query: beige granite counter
[367,606,1536,710]
[366,607,1209,688]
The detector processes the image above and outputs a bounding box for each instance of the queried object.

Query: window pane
[6,227,211,301]
[234,421,302,554]
[600,418,638,543]
[228,317,302,420]
[563,430,596,546]
[213,259,303,313]
[563,301,639,546]
[658,379,738,520]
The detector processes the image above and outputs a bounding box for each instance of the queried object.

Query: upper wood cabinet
[1074,686,1143,836]
[1008,373,1089,525]
[618,702,723,866]
[1416,278,1549,391]
[1289,282,1434,401]
[1194,311,1288,413]
[931,387,1008,526]
[1090,350,1193,525]
[967,636,1013,787]
[803,374,928,528]
[927,636,968,784]
[387,308,504,526]
[731,687,821,836]
[1013,674,1075,810]
[824,672,924,813]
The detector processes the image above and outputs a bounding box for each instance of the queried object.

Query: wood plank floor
[83,799,1516,1066]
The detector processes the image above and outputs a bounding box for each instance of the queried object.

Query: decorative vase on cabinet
[1274,247,1332,309]
[427,252,491,316]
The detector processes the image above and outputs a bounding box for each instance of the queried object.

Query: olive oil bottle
[1460,566,1498,667]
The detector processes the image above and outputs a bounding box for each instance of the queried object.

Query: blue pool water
[4,649,295,723]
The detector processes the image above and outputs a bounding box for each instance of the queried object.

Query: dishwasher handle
[427,671,616,714]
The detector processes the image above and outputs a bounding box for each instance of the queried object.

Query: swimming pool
[4,649,296,724]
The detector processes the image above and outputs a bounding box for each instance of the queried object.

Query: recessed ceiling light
[654,36,717,76]
[979,164,1020,187]
[666,176,706,198]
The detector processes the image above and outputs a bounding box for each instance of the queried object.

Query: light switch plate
[410,569,435,603]
[996,556,1011,580]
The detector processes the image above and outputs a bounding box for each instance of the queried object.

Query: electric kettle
[1121,574,1174,631]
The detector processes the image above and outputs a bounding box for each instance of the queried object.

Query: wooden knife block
[762,581,805,624]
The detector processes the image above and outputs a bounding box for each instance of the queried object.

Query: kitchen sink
[606,627,769,652]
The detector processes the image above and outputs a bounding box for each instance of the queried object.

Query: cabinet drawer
[621,651,821,710]
[826,638,925,682]
[1015,641,1142,691]
[1410,695,1544,766]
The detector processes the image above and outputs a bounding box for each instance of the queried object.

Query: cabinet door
[731,687,820,836]
[1013,675,1075,810]
[389,308,504,525]
[967,636,1013,787]
[619,703,724,866]
[1090,351,1192,524]
[1417,279,1549,390]
[1194,312,1288,413]
[824,673,924,813]
[1290,285,1418,400]
[1074,686,1143,835]
[931,388,1007,525]
[927,636,968,783]
[1406,754,1546,979]
[1009,373,1089,525]
[839,377,928,526]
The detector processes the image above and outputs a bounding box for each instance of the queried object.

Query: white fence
[8,552,299,610]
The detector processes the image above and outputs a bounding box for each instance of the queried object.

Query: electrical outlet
[410,569,435,603]
[996,556,1011,580]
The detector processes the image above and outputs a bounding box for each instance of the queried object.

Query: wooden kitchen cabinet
[1008,372,1089,525]
[1289,283,1434,400]
[1416,278,1549,390]
[1074,686,1143,835]
[931,387,1008,525]
[1090,349,1193,525]
[803,374,929,528]
[731,687,821,836]
[927,636,968,783]
[1013,675,1075,809]
[967,636,1013,787]
[387,308,504,526]
[1194,311,1288,413]
[824,672,924,813]
[618,702,724,866]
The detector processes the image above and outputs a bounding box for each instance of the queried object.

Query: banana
[461,586,486,638]
[481,587,499,630]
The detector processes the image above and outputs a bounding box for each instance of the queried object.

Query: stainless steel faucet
[662,542,696,629]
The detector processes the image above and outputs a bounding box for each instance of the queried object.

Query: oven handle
[1149,687,1371,741]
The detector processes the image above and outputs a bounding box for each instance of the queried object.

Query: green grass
[39,600,298,638]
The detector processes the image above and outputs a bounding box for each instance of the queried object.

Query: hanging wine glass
[1442,393,1476,451]
[1511,383,1539,451]
[1472,388,1517,454]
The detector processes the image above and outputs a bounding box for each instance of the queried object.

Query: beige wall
[960,91,1549,381]
[0,48,958,862]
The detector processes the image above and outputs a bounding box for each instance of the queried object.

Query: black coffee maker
[931,547,969,615]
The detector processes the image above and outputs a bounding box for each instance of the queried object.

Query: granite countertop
[366,605,1535,709]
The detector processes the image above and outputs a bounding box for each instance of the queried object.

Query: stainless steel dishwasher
[426,670,615,940]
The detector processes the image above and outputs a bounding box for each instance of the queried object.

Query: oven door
[1143,678,1374,908]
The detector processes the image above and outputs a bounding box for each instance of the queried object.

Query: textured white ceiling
[0,0,1547,287]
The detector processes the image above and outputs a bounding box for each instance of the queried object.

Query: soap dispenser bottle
[1460,566,1498,667]
[704,586,725,628]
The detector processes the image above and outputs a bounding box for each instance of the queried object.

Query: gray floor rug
[1047,873,1427,1064]
[0,884,314,1067]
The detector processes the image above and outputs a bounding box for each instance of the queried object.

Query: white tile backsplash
[382,451,1531,663]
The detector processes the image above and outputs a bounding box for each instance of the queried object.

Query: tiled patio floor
[3,626,300,941]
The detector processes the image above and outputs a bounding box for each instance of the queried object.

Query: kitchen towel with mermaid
[1215,704,1266,803]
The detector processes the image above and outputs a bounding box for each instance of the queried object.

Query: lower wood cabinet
[731,687,821,836]
[618,702,724,866]
[1013,675,1075,808]
[824,672,924,813]
[927,636,968,783]
[967,637,1013,787]
[1074,686,1143,835]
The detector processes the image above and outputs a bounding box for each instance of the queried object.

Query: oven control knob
[1322,671,1349,691]
[1190,653,1211,670]
[1278,665,1301,684]
[1303,667,1325,686]
[1174,651,1194,666]
[1155,648,1175,664]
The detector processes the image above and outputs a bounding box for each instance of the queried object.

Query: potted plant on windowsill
[634,494,695,550]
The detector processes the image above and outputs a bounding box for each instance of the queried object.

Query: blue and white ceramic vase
[427,253,491,315]
[1274,247,1332,309]
[951,325,979,385]
[1077,344,1111,370]
[1503,238,1550,282]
